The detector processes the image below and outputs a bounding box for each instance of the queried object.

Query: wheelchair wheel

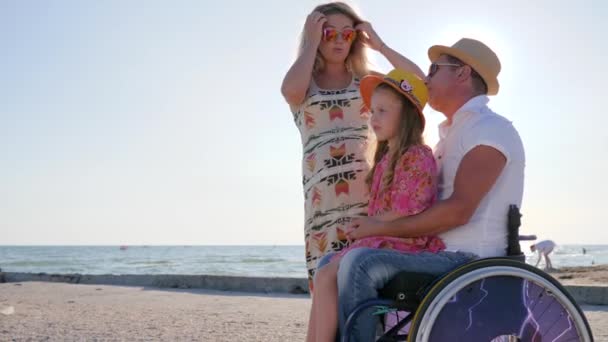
[407,258,593,342]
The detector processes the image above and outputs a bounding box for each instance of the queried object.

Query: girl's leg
[306,301,316,342]
[314,259,341,342]
[307,252,339,342]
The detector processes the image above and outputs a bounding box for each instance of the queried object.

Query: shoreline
[1,271,310,295]
[2,264,608,305]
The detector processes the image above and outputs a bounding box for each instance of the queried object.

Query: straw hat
[360,69,428,128]
[428,38,501,95]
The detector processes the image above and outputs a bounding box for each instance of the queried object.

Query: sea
[1,244,606,277]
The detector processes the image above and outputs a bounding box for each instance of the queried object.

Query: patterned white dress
[291,77,371,289]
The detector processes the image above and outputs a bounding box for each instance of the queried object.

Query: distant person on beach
[281,1,424,291]
[530,239,556,270]
[308,70,443,342]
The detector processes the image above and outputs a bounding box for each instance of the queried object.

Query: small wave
[3,261,64,267]
[123,260,173,266]
[239,258,285,263]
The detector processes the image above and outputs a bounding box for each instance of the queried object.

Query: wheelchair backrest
[506,204,525,262]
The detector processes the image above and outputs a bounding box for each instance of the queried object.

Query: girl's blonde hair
[298,2,372,79]
[365,84,425,189]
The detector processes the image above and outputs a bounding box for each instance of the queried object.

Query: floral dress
[333,144,444,259]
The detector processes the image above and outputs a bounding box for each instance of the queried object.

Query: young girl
[281,2,425,292]
[307,69,444,342]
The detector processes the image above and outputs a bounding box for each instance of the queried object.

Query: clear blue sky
[1,0,606,245]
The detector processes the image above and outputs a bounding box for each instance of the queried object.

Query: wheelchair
[341,205,594,341]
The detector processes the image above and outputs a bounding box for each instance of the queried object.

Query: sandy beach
[0,282,309,341]
[548,265,608,286]
[0,281,606,341]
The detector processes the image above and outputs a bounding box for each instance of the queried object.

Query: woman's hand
[304,11,327,49]
[355,21,385,51]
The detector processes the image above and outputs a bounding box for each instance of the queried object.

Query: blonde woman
[281,2,424,291]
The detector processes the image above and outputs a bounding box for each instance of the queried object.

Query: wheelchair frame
[341,206,594,342]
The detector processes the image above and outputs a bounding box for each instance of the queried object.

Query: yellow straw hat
[360,69,428,128]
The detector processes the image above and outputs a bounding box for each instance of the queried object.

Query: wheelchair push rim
[408,258,594,342]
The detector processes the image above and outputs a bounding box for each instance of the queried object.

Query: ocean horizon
[1,244,606,278]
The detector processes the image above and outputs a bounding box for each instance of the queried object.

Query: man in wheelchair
[329,38,594,342]
[333,37,527,341]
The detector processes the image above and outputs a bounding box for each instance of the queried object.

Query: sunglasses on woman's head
[322,28,357,43]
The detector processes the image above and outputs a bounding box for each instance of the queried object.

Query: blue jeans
[317,248,477,342]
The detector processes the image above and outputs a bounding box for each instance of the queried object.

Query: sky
[1,0,606,245]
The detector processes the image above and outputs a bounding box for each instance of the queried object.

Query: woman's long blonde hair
[365,84,425,189]
[298,2,372,79]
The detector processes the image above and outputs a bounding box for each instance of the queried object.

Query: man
[336,38,526,340]
[531,239,556,270]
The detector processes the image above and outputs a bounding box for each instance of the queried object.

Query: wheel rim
[414,266,592,342]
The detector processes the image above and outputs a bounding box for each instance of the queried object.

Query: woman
[281,1,424,290]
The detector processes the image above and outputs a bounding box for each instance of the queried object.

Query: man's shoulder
[468,109,522,141]
[474,107,514,129]
[460,108,525,160]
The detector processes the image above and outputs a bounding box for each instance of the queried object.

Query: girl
[281,2,424,291]
[307,69,444,342]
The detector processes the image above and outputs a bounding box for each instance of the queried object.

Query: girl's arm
[281,12,326,107]
[356,22,425,79]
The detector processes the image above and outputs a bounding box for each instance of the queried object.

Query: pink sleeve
[391,145,438,216]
